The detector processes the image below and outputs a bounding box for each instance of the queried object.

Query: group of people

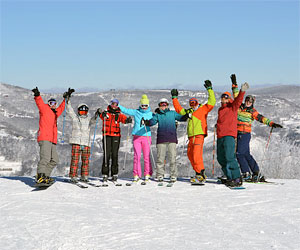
[32,74,282,187]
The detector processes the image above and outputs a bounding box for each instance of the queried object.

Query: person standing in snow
[100,99,132,184]
[32,87,70,184]
[171,80,216,184]
[141,98,185,183]
[118,95,153,183]
[66,92,100,183]
[230,74,283,182]
[216,77,249,187]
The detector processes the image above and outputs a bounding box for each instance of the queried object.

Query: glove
[32,87,40,97]
[125,117,133,124]
[63,88,75,99]
[95,108,102,116]
[204,80,212,90]
[241,82,249,92]
[171,89,178,99]
[101,111,109,119]
[230,74,237,85]
[272,123,283,128]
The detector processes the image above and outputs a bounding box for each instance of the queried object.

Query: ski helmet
[78,103,89,116]
[245,95,255,104]
[158,98,169,106]
[110,98,119,105]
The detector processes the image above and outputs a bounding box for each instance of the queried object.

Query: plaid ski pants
[69,144,90,177]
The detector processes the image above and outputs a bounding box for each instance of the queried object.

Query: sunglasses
[221,94,229,99]
[48,101,56,106]
[159,103,168,107]
[111,102,118,106]
[245,98,253,103]
[141,105,149,108]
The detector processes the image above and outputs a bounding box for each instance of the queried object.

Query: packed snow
[1,177,300,250]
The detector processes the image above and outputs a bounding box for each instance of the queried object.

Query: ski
[157,182,164,186]
[81,181,102,187]
[245,181,284,185]
[227,186,246,190]
[111,180,122,186]
[101,181,109,187]
[64,179,88,188]
[191,182,205,186]
[32,182,54,191]
[166,182,175,187]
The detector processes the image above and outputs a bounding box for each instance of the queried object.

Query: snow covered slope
[0,177,300,250]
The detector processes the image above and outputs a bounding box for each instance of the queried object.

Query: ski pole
[89,115,99,161]
[181,123,187,168]
[61,98,67,143]
[143,123,156,170]
[103,115,107,171]
[212,125,216,177]
[123,124,131,170]
[258,127,274,180]
[265,127,273,149]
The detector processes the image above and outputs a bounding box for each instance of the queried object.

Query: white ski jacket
[66,101,97,147]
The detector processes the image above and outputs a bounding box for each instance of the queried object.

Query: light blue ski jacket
[118,104,152,136]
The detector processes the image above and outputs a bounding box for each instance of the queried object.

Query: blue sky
[1,0,299,91]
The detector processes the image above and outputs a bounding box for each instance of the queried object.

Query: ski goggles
[189,101,198,106]
[141,104,149,108]
[48,100,57,106]
[78,110,88,116]
[221,94,230,99]
[159,102,168,107]
[111,102,119,107]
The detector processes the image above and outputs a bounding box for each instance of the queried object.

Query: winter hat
[140,94,149,105]
[48,98,56,103]
[189,97,199,105]
[110,98,119,105]
[221,92,232,99]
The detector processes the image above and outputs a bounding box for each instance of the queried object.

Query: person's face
[111,102,118,109]
[245,97,253,107]
[141,104,149,110]
[221,94,230,104]
[159,102,168,110]
[189,101,198,109]
[48,100,56,109]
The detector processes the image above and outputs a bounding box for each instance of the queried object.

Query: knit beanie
[140,94,149,105]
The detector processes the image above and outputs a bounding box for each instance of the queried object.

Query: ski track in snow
[0,178,300,250]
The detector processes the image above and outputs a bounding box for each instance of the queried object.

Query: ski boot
[102,175,109,186]
[218,175,227,184]
[170,176,177,183]
[226,177,243,187]
[242,172,252,182]
[144,174,151,183]
[70,177,78,183]
[251,172,259,183]
[133,175,140,183]
[80,176,89,183]
[36,173,48,184]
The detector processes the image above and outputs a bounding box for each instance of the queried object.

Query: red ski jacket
[100,106,127,137]
[216,90,245,139]
[34,96,65,144]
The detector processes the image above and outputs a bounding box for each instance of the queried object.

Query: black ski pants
[102,135,121,176]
